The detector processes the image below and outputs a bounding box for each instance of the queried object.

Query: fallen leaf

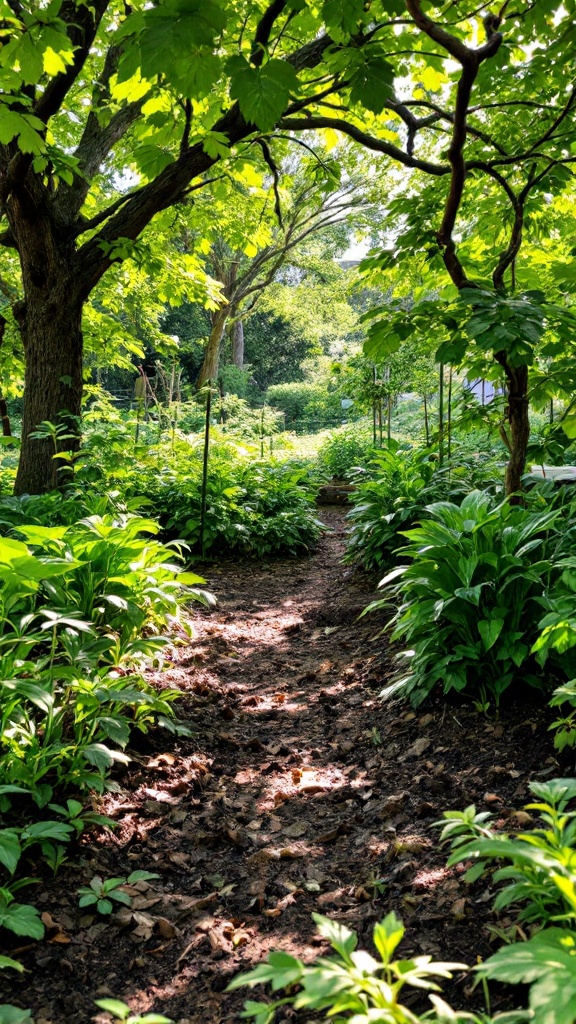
[404,738,432,758]
[283,821,308,838]
[155,917,177,939]
[451,898,468,921]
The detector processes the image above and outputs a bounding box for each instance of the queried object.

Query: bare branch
[278,115,448,175]
[257,140,283,227]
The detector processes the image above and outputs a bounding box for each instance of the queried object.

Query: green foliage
[345,444,505,571]
[344,444,436,568]
[155,444,322,557]
[227,910,483,1024]
[317,426,379,480]
[78,870,159,916]
[369,491,560,706]
[0,499,211,808]
[439,779,576,927]
[94,999,173,1024]
[266,382,343,428]
[0,1006,34,1024]
[440,779,576,1024]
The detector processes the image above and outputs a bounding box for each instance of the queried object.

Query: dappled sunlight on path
[3,509,559,1024]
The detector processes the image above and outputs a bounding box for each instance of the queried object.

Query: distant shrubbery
[317,425,378,480]
[266,381,344,427]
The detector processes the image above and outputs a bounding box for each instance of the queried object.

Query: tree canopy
[1,0,576,491]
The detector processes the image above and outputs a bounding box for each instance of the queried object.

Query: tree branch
[251,0,287,66]
[34,0,110,124]
[278,116,448,175]
[405,0,503,280]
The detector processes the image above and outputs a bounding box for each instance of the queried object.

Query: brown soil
[0,508,563,1023]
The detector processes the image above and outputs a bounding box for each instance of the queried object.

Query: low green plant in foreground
[231,779,576,1024]
[78,870,159,915]
[0,511,210,810]
[0,498,213,960]
[439,778,576,1024]
[228,911,525,1024]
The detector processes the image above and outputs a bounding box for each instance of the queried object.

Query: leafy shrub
[0,511,212,809]
[370,491,560,707]
[317,426,379,480]
[344,444,435,567]
[345,443,505,571]
[266,381,342,426]
[440,778,576,1024]
[228,911,486,1024]
[148,442,322,556]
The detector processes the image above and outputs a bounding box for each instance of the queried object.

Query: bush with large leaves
[371,491,560,707]
[345,443,504,572]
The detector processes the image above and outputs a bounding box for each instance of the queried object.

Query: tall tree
[1,0,574,493]
[0,0,397,493]
[196,168,371,385]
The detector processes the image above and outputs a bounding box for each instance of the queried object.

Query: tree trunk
[197,306,229,388]
[499,359,530,497]
[13,285,84,495]
[231,318,244,367]
[0,395,11,437]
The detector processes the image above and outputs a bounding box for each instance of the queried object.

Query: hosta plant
[369,490,560,706]
[345,446,504,571]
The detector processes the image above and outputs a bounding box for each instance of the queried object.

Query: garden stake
[447,366,453,462]
[200,381,212,559]
[438,362,445,467]
[372,365,377,446]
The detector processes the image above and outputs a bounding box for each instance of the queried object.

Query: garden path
[2,508,558,1023]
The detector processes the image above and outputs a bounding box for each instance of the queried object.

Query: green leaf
[227,56,298,132]
[0,1006,33,1024]
[312,913,358,961]
[0,832,22,876]
[322,0,365,40]
[372,912,405,965]
[479,928,576,1024]
[0,901,44,939]
[478,617,504,651]
[0,957,24,972]
[94,998,131,1019]
[348,52,395,113]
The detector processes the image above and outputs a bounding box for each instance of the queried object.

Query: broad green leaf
[0,831,21,876]
[227,56,298,132]
[478,618,504,651]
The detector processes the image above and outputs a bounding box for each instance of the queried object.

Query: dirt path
[1,508,559,1023]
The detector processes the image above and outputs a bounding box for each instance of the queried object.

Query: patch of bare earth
[0,508,563,1023]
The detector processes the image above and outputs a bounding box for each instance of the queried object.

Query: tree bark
[13,286,83,494]
[197,306,229,388]
[8,180,84,495]
[0,395,11,437]
[231,318,244,367]
[497,357,530,497]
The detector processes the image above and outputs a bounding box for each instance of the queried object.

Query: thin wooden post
[372,365,377,446]
[438,363,444,466]
[447,366,453,461]
[200,382,212,559]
